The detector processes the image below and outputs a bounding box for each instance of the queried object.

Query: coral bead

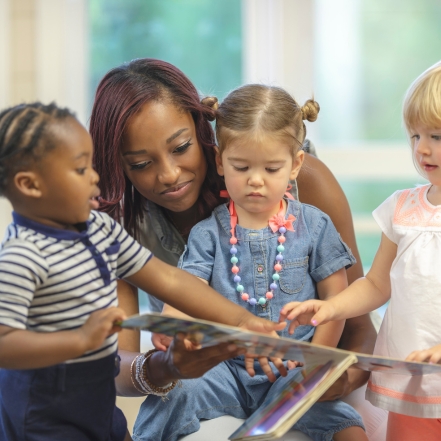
[274,263,282,272]
[230,237,238,245]
[241,293,249,301]
[265,292,273,299]
[278,236,286,243]
[232,266,239,274]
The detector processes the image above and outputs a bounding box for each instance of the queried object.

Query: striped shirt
[0,211,152,363]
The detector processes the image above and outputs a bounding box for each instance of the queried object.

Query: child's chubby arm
[125,256,287,335]
[0,307,126,369]
[280,233,397,332]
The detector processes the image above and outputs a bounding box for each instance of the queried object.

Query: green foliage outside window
[89,0,242,113]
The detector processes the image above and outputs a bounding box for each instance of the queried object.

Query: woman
[90,58,381,440]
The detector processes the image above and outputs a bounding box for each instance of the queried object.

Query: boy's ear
[214,146,224,176]
[13,171,43,198]
[289,149,305,181]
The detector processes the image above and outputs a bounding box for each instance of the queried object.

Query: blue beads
[270,282,278,290]
[278,226,286,234]
[230,246,237,254]
[234,275,241,283]
[236,284,244,292]
[276,253,283,261]
[258,297,267,306]
[249,298,257,306]
[277,244,285,253]
[272,273,280,281]
[230,256,238,264]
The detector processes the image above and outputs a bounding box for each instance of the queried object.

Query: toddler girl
[150,85,367,441]
[282,61,441,441]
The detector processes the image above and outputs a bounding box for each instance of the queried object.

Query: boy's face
[32,118,100,229]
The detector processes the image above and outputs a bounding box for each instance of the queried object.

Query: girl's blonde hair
[403,61,441,133]
[202,84,319,155]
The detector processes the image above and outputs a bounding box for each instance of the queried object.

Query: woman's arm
[115,279,247,397]
[296,152,378,397]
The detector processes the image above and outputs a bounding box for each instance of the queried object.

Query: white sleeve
[372,190,402,244]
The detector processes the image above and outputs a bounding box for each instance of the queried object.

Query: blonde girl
[282,61,441,441]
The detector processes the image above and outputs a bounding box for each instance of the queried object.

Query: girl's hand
[406,344,441,364]
[77,307,126,352]
[244,355,303,381]
[151,332,199,352]
[151,333,173,351]
[279,300,336,334]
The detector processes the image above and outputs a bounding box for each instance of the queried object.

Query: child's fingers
[151,333,169,351]
[287,360,303,369]
[429,352,441,364]
[244,355,256,378]
[288,319,301,335]
[257,356,276,383]
[270,357,288,377]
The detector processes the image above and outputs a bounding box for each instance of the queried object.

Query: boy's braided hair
[0,102,75,196]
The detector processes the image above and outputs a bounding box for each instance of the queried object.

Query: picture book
[122,313,441,440]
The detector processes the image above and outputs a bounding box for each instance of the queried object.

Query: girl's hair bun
[301,99,320,122]
[201,96,218,121]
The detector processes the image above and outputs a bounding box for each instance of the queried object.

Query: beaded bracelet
[131,349,179,399]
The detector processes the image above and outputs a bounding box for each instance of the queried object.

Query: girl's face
[216,133,303,226]
[120,101,207,213]
[411,124,441,186]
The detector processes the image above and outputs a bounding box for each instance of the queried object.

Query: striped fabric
[0,210,152,363]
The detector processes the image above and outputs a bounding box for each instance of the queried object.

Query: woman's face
[120,101,207,213]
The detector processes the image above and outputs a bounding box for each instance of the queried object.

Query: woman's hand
[406,344,441,364]
[147,333,246,384]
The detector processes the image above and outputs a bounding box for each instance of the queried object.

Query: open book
[122,313,441,441]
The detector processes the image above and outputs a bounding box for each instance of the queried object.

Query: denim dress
[133,198,365,441]
[179,198,356,340]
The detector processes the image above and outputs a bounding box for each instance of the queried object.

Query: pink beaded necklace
[224,195,296,306]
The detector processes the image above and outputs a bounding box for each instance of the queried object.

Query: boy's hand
[279,300,336,334]
[77,307,126,352]
[406,344,441,364]
[237,315,286,335]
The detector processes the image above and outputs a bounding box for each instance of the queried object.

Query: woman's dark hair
[90,58,225,239]
[0,102,75,196]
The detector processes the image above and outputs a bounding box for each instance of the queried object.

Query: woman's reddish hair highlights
[90,58,224,238]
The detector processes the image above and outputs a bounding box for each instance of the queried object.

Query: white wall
[0,0,88,238]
